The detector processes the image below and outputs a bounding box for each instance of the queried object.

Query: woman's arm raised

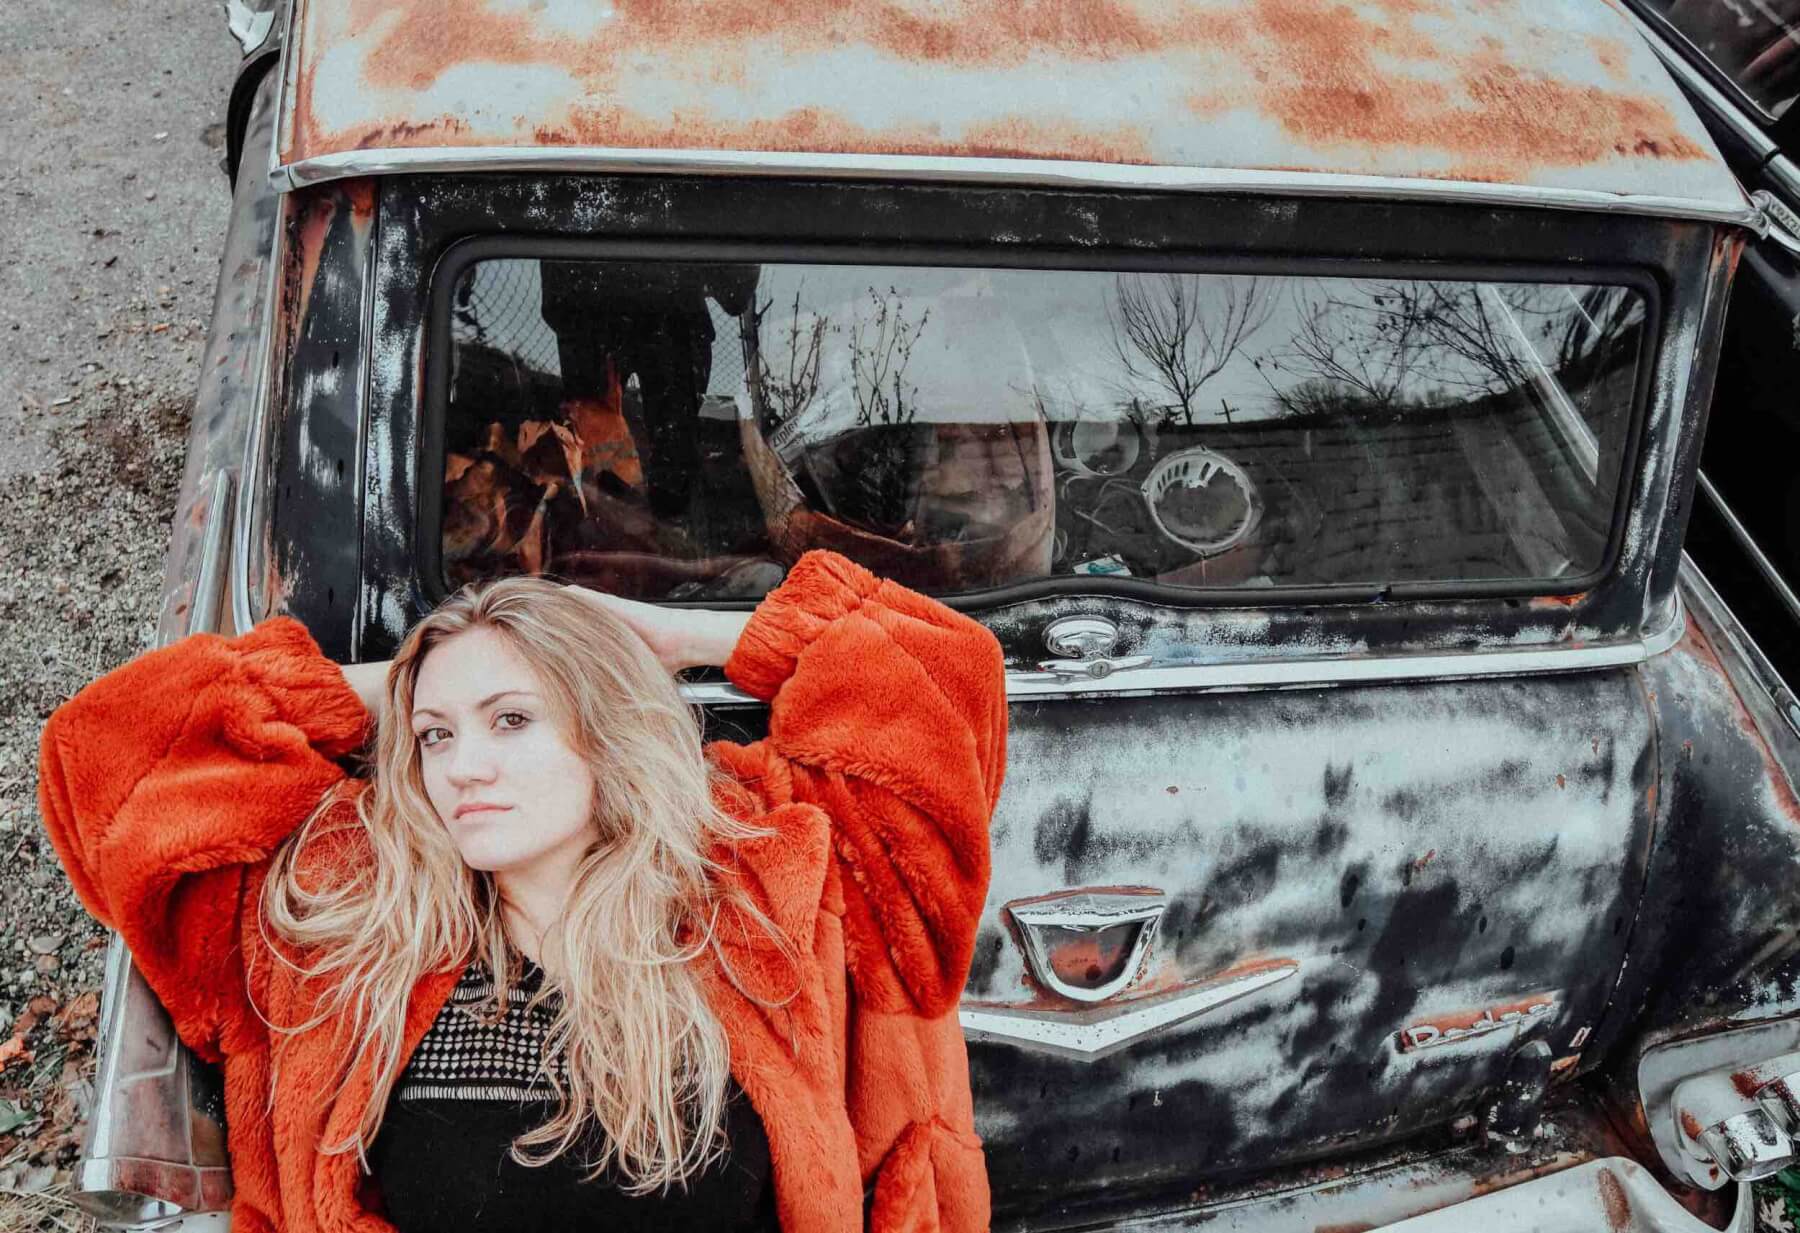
[36,618,371,1059]
[583,552,1008,1019]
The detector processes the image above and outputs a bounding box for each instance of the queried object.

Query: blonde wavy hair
[255,576,788,1192]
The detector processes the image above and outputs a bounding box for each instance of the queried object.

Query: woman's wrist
[337,659,389,719]
[677,610,753,672]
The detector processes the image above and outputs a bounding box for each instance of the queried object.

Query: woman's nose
[446,735,500,785]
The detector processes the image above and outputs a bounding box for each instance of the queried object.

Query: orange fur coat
[37,550,1006,1232]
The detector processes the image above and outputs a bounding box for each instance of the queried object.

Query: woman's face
[411,626,597,879]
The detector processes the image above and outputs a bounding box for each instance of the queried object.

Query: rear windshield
[434,257,1646,602]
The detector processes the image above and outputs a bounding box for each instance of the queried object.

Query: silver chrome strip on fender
[231,187,291,636]
[190,472,234,637]
[1696,472,1800,631]
[958,961,1299,1062]
[680,597,1688,706]
[271,144,1758,229]
[76,476,239,1225]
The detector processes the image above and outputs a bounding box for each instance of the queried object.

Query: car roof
[274,0,1748,223]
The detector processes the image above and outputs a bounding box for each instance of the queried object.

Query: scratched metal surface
[960,670,1653,1219]
[264,177,379,654]
[274,0,1741,212]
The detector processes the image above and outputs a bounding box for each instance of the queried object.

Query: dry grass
[0,1177,95,1233]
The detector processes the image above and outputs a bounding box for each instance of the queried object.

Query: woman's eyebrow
[411,689,542,720]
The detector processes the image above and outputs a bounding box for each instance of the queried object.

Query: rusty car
[68,0,1800,1230]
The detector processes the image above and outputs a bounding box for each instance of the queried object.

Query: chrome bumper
[1380,1158,1751,1233]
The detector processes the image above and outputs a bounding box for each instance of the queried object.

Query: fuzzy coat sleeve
[36,619,370,1060]
[717,550,1008,1019]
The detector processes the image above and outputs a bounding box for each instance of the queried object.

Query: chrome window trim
[680,596,1688,706]
[268,145,1756,229]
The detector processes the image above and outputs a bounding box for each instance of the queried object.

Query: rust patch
[1313,1224,1377,1233]
[1680,1109,1704,1140]
[287,192,339,355]
[1673,617,1800,827]
[1597,1166,1631,1233]
[1731,1068,1767,1098]
[1466,1151,1587,1196]
[1588,33,1629,83]
[285,0,1720,191]
[341,177,377,220]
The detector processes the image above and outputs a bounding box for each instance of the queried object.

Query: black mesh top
[367,955,778,1233]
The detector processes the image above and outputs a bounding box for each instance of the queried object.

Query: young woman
[37,549,1006,1233]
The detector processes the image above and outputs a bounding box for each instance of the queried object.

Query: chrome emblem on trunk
[1007,888,1167,1004]
[1395,994,1559,1053]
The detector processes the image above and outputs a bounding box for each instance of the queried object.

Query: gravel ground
[0,0,238,1224]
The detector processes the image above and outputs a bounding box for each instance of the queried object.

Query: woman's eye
[496,711,529,731]
[417,727,450,748]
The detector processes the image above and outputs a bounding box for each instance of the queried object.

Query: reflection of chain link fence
[449,259,746,396]
[451,261,561,377]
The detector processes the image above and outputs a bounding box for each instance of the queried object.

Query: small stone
[143,190,157,202]
[34,954,60,975]
[51,575,69,595]
[26,934,62,956]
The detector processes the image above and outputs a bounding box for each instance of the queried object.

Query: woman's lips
[453,803,512,820]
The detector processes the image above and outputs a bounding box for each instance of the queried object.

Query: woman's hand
[564,588,752,674]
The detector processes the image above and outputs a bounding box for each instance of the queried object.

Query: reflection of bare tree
[744,286,835,428]
[851,286,931,427]
[1108,274,1271,425]
[1256,281,1433,411]
[1258,280,1645,447]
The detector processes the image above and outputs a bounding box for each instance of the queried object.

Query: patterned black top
[368,955,778,1233]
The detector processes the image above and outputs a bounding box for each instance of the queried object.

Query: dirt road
[0,2,239,1223]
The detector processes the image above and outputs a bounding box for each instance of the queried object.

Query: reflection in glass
[1645,0,1800,118]
[439,260,1644,601]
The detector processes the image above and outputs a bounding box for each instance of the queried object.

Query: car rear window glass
[1640,0,1800,119]
[435,258,1645,602]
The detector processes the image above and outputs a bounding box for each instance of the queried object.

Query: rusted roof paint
[276,0,1743,214]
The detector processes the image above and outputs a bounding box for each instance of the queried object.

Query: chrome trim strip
[681,597,1688,706]
[1617,3,1780,164]
[958,961,1298,1061]
[270,145,1757,227]
[1696,472,1800,631]
[187,472,234,638]
[232,191,289,636]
